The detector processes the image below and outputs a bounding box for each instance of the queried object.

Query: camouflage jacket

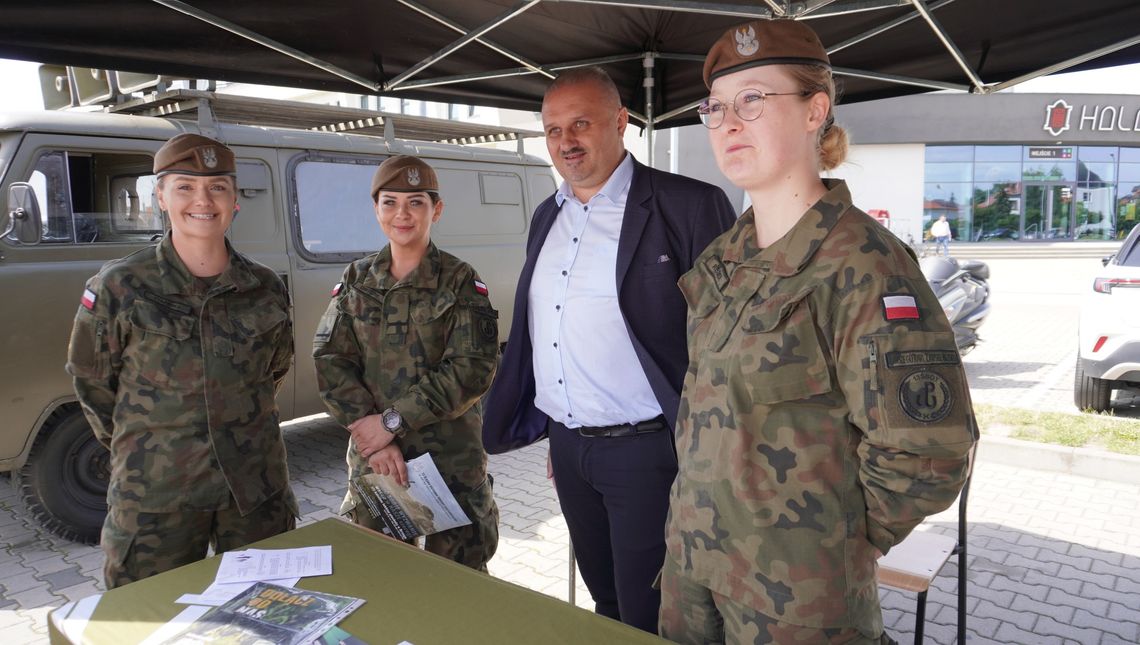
[66,233,295,515]
[312,243,499,491]
[666,180,977,633]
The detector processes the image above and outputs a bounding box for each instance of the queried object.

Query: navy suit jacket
[482,157,737,454]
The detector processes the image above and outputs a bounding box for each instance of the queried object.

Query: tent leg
[568,541,576,605]
[643,53,655,168]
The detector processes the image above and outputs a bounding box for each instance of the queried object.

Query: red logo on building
[1043,99,1071,137]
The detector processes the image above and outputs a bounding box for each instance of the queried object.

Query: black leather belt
[575,415,668,438]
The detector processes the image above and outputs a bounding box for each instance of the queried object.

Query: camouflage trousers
[349,475,499,572]
[659,555,896,645]
[101,490,297,590]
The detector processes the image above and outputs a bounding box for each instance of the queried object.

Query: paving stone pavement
[2,254,1139,643]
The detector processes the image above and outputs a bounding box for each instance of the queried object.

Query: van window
[432,169,525,237]
[293,156,529,261]
[28,150,160,244]
[294,159,388,258]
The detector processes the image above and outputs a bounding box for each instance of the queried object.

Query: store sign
[1043,98,1140,137]
[1028,146,1072,159]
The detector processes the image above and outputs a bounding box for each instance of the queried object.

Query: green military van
[0,91,552,543]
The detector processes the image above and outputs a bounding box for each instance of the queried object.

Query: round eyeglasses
[697,88,812,129]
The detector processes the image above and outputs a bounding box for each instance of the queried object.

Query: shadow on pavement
[880,521,1140,645]
[963,361,1053,383]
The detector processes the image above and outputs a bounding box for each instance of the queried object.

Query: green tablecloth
[49,518,664,644]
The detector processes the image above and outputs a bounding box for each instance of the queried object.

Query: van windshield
[30,150,161,244]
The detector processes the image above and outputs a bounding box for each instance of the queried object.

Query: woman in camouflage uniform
[659,21,978,644]
[67,133,296,589]
[313,155,500,571]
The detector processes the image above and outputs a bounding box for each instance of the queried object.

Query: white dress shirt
[528,153,663,428]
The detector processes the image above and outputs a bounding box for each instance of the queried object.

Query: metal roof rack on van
[105,88,542,149]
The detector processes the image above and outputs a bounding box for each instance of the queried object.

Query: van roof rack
[106,89,542,146]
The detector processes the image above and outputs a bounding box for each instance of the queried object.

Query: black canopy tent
[1,0,1138,159]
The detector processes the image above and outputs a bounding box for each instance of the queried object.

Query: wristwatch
[381,407,402,434]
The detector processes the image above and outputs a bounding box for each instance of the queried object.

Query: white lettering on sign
[1047,100,1140,137]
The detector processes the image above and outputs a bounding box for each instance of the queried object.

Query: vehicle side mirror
[1101,254,1115,267]
[3,182,43,245]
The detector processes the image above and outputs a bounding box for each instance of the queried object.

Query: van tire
[1074,358,1112,413]
[15,406,108,544]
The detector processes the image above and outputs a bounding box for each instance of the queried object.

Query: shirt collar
[554,151,633,208]
[367,242,442,291]
[721,178,853,277]
[156,231,260,295]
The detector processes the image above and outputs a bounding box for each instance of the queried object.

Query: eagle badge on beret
[202,147,218,169]
[407,168,421,186]
[735,25,759,57]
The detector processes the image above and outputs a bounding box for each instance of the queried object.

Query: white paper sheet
[214,545,332,584]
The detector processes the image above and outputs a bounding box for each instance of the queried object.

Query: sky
[1,58,1138,113]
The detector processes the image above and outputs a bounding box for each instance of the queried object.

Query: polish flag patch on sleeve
[330,282,343,297]
[81,288,97,310]
[473,279,488,296]
[883,294,919,321]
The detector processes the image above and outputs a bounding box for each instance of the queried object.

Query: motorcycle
[919,256,991,353]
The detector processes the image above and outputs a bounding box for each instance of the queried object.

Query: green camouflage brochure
[159,581,363,645]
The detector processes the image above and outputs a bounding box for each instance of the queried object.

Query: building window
[972,182,1021,241]
[924,145,1140,241]
[974,146,1020,162]
[1118,160,1140,238]
[925,146,972,162]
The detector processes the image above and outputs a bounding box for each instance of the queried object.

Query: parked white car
[1075,225,1140,411]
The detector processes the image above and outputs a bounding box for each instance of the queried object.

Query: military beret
[703,19,830,88]
[370,155,439,200]
[153,133,236,177]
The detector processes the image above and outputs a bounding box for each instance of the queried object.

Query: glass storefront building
[661,92,1140,249]
[924,144,1140,242]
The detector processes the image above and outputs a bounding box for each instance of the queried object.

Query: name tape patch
[885,350,960,368]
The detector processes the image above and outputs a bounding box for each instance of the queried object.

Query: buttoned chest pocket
[124,300,198,389]
[737,291,833,404]
[697,291,834,415]
[340,290,388,349]
[410,290,456,364]
[230,304,289,378]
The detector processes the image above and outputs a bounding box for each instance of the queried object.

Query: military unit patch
[898,370,953,423]
[473,280,488,296]
[331,282,343,297]
[479,316,497,341]
[81,288,97,310]
[882,294,919,321]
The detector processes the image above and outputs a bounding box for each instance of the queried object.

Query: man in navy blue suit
[483,67,736,633]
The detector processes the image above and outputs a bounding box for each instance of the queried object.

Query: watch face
[383,409,401,430]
